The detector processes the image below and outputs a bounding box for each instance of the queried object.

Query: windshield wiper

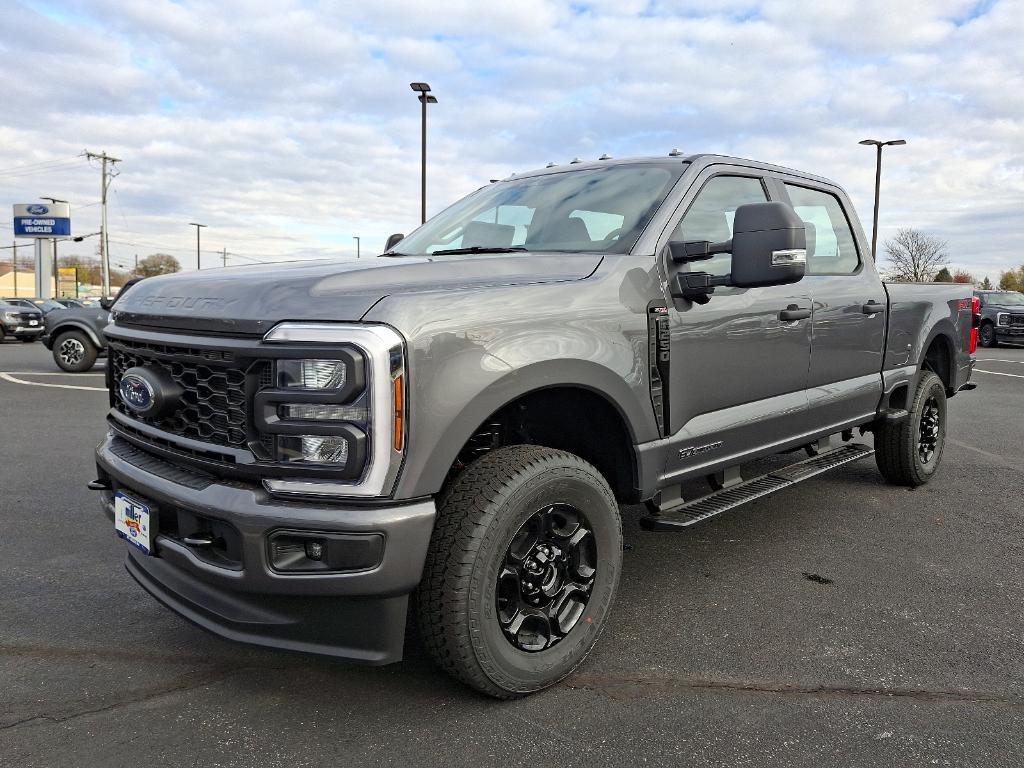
[429,246,529,256]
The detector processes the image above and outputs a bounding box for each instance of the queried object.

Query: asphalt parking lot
[1,339,1022,767]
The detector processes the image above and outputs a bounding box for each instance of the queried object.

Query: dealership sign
[13,202,71,237]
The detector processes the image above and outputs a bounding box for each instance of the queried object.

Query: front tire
[417,445,622,698]
[53,330,98,372]
[978,322,998,348]
[874,370,947,486]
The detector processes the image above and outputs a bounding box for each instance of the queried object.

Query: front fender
[45,320,104,350]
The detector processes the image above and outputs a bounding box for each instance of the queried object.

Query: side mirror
[730,202,806,288]
[99,297,115,310]
[384,233,405,252]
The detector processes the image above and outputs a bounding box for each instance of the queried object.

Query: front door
[661,168,813,478]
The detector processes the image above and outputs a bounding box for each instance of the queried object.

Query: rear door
[776,180,885,431]
[659,166,813,474]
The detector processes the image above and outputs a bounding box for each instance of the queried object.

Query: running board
[640,444,875,531]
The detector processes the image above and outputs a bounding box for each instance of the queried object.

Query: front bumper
[996,326,1024,340]
[3,323,43,337]
[95,432,436,664]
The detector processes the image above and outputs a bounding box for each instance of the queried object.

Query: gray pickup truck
[90,153,976,698]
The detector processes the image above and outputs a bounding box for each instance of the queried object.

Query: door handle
[862,301,886,315]
[779,305,811,321]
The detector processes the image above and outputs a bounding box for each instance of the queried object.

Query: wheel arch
[50,321,103,349]
[397,358,652,502]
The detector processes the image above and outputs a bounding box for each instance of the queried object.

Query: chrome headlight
[2,312,18,322]
[997,312,1009,327]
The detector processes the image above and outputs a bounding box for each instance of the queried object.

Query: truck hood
[111,253,602,336]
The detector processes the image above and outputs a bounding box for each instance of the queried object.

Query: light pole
[353,236,360,259]
[189,222,207,270]
[858,138,906,260]
[410,82,437,224]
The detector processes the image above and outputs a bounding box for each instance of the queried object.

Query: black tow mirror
[384,233,405,252]
[730,202,806,288]
[99,297,115,311]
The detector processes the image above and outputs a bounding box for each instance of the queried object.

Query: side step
[640,443,875,531]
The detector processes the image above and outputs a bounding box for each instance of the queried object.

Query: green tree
[933,267,952,282]
[980,276,993,290]
[999,266,1024,292]
[137,253,181,277]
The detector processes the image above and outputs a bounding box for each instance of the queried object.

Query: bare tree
[882,228,949,282]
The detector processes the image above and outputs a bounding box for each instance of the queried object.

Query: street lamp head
[189,222,207,228]
[859,139,881,146]
[419,94,438,104]
[410,82,431,93]
[884,139,907,146]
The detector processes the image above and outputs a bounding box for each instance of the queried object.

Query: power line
[0,156,87,177]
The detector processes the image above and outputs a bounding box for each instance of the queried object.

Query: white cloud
[0,0,1021,283]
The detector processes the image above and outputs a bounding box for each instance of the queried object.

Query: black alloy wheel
[496,503,597,653]
[978,323,997,348]
[917,395,941,464]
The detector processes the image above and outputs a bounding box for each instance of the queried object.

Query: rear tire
[417,445,622,698]
[874,371,947,486]
[978,322,998,348]
[52,330,98,372]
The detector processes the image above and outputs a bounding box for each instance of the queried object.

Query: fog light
[305,541,324,560]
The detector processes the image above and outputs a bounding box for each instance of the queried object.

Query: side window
[783,184,860,274]
[674,176,767,276]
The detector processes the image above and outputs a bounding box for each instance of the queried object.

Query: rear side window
[783,184,860,274]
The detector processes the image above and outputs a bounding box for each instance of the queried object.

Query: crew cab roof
[506,153,841,189]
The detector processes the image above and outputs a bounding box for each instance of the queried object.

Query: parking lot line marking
[0,371,105,376]
[975,358,1024,364]
[973,369,1024,379]
[0,372,106,391]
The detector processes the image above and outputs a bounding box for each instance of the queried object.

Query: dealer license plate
[28,320,38,326]
[114,491,153,554]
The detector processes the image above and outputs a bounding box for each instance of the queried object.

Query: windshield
[33,299,66,311]
[982,291,1024,306]
[393,163,686,256]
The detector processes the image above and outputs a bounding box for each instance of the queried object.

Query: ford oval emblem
[119,373,155,415]
[26,204,49,215]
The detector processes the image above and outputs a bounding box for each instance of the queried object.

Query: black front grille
[110,341,261,449]
[1009,314,1024,327]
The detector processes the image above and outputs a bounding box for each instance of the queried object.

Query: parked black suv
[975,290,1024,347]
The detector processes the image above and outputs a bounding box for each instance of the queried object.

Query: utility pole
[84,150,121,296]
[189,222,206,270]
[353,236,360,259]
[11,242,17,296]
[222,247,227,267]
[134,254,139,274]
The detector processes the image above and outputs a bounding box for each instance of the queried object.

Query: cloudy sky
[1,0,1021,281]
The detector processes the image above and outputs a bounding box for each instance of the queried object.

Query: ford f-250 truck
[90,153,976,698]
